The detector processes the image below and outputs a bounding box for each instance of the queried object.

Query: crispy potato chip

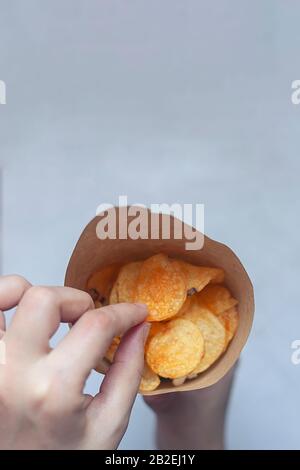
[172,377,187,386]
[218,306,239,348]
[179,301,226,375]
[117,261,142,303]
[109,261,142,304]
[146,318,204,379]
[145,322,163,348]
[186,373,197,380]
[87,263,121,305]
[135,254,187,321]
[196,284,238,315]
[149,321,162,337]
[139,364,161,392]
[89,254,238,387]
[178,260,224,294]
[105,336,121,363]
[109,282,119,305]
[176,296,193,316]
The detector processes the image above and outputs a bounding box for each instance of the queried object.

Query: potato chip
[186,373,197,380]
[139,364,161,392]
[105,336,121,362]
[135,254,187,321]
[172,377,187,387]
[89,253,239,388]
[196,284,238,315]
[218,306,239,348]
[109,261,142,304]
[146,318,204,378]
[145,322,163,349]
[176,296,193,316]
[109,282,119,305]
[87,263,121,305]
[178,260,224,294]
[179,301,226,375]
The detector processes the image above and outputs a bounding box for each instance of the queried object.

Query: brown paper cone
[65,206,254,395]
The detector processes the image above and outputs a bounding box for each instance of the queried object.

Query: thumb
[90,321,150,414]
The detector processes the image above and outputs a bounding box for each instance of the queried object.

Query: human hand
[0,275,148,449]
[144,367,237,450]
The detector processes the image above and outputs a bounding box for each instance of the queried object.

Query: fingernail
[142,322,151,345]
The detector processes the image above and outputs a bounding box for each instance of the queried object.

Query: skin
[0,274,235,450]
[143,366,236,450]
[0,275,149,450]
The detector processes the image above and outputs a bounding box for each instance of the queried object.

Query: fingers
[7,286,94,355]
[89,321,149,418]
[0,275,32,311]
[0,275,31,336]
[48,303,148,389]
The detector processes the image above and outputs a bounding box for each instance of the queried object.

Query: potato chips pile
[87,253,238,392]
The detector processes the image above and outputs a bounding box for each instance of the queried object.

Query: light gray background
[1,1,300,449]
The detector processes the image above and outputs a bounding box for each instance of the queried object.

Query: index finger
[7,286,94,354]
[48,303,148,388]
[0,275,32,311]
[0,275,32,332]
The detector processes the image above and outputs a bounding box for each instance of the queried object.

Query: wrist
[155,407,225,450]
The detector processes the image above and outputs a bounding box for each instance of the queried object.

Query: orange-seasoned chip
[109,283,119,305]
[172,376,187,386]
[218,306,239,347]
[105,336,121,362]
[109,261,142,304]
[178,260,224,294]
[176,296,193,316]
[196,284,238,315]
[135,254,187,321]
[179,301,226,375]
[139,364,161,392]
[146,318,204,379]
[87,263,121,305]
[145,322,163,349]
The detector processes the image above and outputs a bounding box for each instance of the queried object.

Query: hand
[0,275,148,449]
[144,366,237,450]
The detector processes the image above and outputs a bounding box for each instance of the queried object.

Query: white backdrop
[1,1,300,449]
